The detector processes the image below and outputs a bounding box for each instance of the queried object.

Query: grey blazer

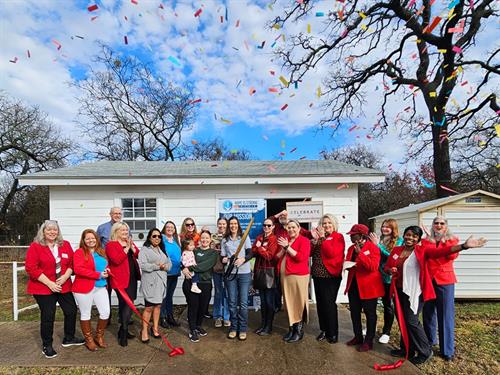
[138,245,172,304]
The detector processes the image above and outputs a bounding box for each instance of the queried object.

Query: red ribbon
[373,277,409,371]
[107,269,185,357]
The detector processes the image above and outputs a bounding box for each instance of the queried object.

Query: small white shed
[19,160,385,304]
[371,190,500,299]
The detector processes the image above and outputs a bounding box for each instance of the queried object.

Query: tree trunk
[431,121,453,198]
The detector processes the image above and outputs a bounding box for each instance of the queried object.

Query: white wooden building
[20,160,385,304]
[371,190,500,299]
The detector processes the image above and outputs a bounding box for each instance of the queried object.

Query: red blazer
[105,241,140,289]
[421,238,459,285]
[344,241,384,299]
[277,235,310,276]
[384,244,457,302]
[72,248,103,293]
[252,233,278,272]
[318,232,345,277]
[25,241,74,295]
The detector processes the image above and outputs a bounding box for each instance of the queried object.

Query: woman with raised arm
[385,226,486,365]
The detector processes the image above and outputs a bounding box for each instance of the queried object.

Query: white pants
[73,287,110,321]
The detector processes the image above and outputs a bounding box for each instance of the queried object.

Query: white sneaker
[379,334,390,344]
[191,284,202,294]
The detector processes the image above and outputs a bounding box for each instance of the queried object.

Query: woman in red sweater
[311,214,345,344]
[25,220,84,358]
[252,217,278,336]
[344,224,384,352]
[276,219,311,343]
[72,229,110,351]
[384,225,486,365]
[105,222,140,347]
[422,216,459,361]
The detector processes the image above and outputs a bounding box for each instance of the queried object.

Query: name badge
[363,250,370,256]
[392,254,399,260]
[61,253,69,259]
[325,237,333,241]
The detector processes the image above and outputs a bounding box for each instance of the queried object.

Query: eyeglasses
[433,222,446,225]
[263,224,273,228]
[151,235,161,239]
[185,223,194,227]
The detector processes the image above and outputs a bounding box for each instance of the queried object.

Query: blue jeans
[213,272,230,320]
[160,275,179,318]
[226,272,252,333]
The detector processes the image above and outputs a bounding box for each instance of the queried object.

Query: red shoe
[346,336,363,346]
[357,342,373,352]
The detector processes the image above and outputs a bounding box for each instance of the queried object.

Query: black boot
[167,313,180,327]
[160,317,170,329]
[118,325,128,347]
[259,310,274,336]
[287,322,304,343]
[282,326,294,341]
[255,302,267,334]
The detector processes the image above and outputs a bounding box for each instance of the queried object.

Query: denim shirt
[221,236,252,274]
[96,220,113,248]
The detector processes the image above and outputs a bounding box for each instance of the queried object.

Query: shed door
[442,208,500,299]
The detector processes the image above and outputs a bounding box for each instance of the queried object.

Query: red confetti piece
[220,15,224,23]
[235,20,240,27]
[52,39,62,50]
[249,87,256,95]
[87,4,98,12]
[124,16,128,21]
[268,87,279,93]
[280,104,288,111]
[191,140,198,145]
[189,98,202,104]
[299,156,307,160]
[279,152,285,156]
[452,45,463,54]
[290,147,297,153]
[348,125,357,132]
[159,3,164,9]
[337,183,349,190]
[269,70,275,75]
[423,16,442,33]
[91,16,98,21]
[460,81,468,86]
[124,36,128,45]
[131,0,138,4]
[440,185,460,194]
[194,8,202,17]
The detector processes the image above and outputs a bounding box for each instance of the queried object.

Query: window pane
[146,220,156,229]
[123,209,133,218]
[135,221,145,230]
[135,209,145,218]
[146,209,156,218]
[124,220,134,230]
[134,198,145,208]
[146,198,156,208]
[122,198,133,208]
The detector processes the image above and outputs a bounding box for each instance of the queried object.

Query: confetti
[269,70,275,75]
[189,98,202,104]
[262,135,269,141]
[27,50,30,58]
[87,4,98,12]
[124,35,128,45]
[316,86,321,98]
[52,39,62,50]
[307,23,311,33]
[407,0,416,7]
[279,75,289,87]
[249,87,256,95]
[448,0,460,9]
[299,156,307,160]
[220,117,233,124]
[257,41,266,49]
[9,57,18,63]
[280,140,286,148]
[280,104,288,111]
[440,185,460,194]
[131,0,138,4]
[452,45,463,54]
[316,12,324,17]
[268,87,279,93]
[337,183,349,190]
[268,164,277,172]
[194,8,202,17]
[494,124,500,138]
[168,55,181,66]
[290,147,297,153]
[235,20,240,27]
[423,16,442,33]
[418,176,435,188]
[191,140,198,145]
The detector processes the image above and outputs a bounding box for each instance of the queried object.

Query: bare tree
[274,0,499,197]
[0,93,72,236]
[182,137,253,161]
[73,45,197,161]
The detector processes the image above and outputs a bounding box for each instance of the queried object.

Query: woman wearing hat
[344,224,384,352]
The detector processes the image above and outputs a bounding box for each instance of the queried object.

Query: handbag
[253,258,276,289]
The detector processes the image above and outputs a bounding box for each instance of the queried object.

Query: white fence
[12,261,37,321]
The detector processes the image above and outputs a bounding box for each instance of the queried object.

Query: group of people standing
[25,207,485,366]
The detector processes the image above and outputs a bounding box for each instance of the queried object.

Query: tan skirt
[280,257,309,325]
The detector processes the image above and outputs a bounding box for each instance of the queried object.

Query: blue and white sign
[218,199,266,241]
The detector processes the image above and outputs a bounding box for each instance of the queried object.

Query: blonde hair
[428,215,455,243]
[33,220,64,246]
[318,214,339,233]
[287,219,302,229]
[110,222,130,241]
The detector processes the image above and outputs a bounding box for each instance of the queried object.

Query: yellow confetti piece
[273,24,280,30]
[457,66,463,73]
[438,49,447,53]
[429,92,437,97]
[316,86,321,98]
[359,12,367,19]
[495,124,500,138]
[479,141,486,147]
[361,24,367,30]
[220,117,233,124]
[496,164,500,169]
[280,140,286,148]
[307,23,311,33]
[281,34,286,42]
[279,75,289,87]
[451,99,458,106]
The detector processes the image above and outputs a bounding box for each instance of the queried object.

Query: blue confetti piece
[168,56,181,67]
[271,41,277,48]
[434,117,446,126]
[448,0,460,9]
[294,81,298,89]
[316,12,325,17]
[419,176,435,188]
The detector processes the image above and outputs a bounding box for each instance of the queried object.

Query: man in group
[96,207,123,326]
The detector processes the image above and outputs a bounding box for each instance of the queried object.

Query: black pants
[348,278,377,343]
[259,287,276,327]
[106,282,113,321]
[396,288,432,357]
[381,283,395,335]
[314,276,342,338]
[183,279,212,331]
[115,279,137,332]
[34,292,77,347]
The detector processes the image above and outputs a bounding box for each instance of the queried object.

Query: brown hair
[380,219,399,252]
[79,229,107,260]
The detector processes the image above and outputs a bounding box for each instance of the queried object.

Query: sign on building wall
[287,201,323,222]
[218,199,266,240]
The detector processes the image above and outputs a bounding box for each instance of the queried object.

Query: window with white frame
[121,198,157,239]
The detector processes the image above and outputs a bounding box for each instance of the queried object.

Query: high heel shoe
[150,327,161,339]
[140,330,150,343]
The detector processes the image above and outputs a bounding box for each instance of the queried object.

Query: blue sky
[1,0,495,167]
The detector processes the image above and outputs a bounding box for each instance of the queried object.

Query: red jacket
[384,244,457,302]
[105,241,140,289]
[421,238,459,285]
[344,241,384,299]
[318,232,345,277]
[252,233,278,272]
[72,248,103,293]
[25,241,74,295]
[277,235,311,276]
